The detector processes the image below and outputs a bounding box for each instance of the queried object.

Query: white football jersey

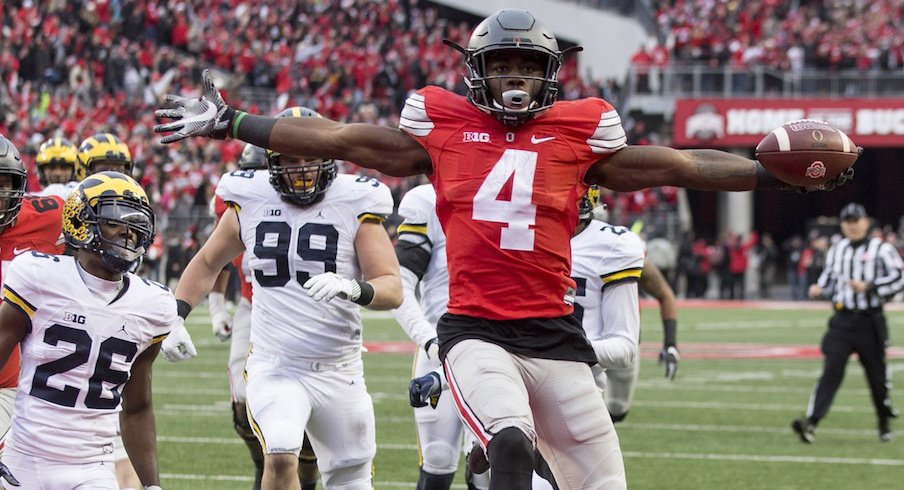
[216,171,393,360]
[570,221,645,341]
[396,184,448,326]
[39,181,79,199]
[3,253,175,464]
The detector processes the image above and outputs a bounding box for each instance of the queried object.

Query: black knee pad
[610,411,629,423]
[416,468,455,490]
[487,427,533,475]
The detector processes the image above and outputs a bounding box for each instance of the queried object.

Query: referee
[793,203,903,443]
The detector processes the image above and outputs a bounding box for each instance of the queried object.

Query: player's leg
[463,433,489,490]
[3,450,117,489]
[298,434,319,490]
[529,357,626,490]
[245,352,311,490]
[444,339,535,490]
[413,348,462,489]
[229,298,264,488]
[806,325,855,424]
[604,359,641,423]
[855,314,896,438]
[0,387,14,452]
[304,358,376,490]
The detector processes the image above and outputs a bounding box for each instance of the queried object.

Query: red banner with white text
[673,99,904,148]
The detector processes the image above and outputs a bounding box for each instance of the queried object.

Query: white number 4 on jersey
[472,149,538,251]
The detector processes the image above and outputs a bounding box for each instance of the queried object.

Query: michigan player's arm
[120,342,163,487]
[639,258,678,347]
[0,300,29,368]
[592,277,641,369]
[355,218,403,310]
[585,146,764,193]
[392,215,439,356]
[174,205,246,315]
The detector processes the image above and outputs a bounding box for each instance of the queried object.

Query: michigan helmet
[0,135,26,229]
[578,185,601,223]
[239,143,267,170]
[77,133,132,179]
[266,107,337,206]
[63,171,155,273]
[445,9,579,126]
[35,137,78,186]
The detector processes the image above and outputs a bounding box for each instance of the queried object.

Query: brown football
[755,119,859,188]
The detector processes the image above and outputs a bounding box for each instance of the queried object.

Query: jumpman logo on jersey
[316,210,325,219]
[118,323,127,334]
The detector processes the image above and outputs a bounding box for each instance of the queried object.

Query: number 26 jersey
[216,171,393,360]
[400,86,627,320]
[3,253,175,463]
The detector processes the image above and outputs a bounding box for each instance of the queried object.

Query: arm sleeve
[590,281,640,369]
[873,242,904,298]
[391,267,436,348]
[815,244,838,293]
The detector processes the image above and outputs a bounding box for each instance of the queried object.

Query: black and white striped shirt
[817,236,904,311]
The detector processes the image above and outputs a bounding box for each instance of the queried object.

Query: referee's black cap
[840,202,867,221]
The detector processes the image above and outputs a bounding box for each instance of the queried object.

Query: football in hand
[755,120,859,188]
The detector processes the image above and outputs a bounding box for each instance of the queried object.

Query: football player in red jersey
[0,134,66,486]
[155,10,853,489]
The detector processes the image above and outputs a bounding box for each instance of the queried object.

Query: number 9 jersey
[2,253,175,463]
[400,86,627,320]
[216,171,393,360]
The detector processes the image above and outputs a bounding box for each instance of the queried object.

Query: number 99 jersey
[216,171,393,360]
[3,253,175,463]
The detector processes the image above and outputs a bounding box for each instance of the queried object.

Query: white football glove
[208,292,232,341]
[659,346,680,381]
[154,69,234,143]
[162,319,198,362]
[303,272,362,303]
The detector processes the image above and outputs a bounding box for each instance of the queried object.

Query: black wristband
[176,299,193,320]
[755,162,790,190]
[663,319,677,347]
[352,280,375,306]
[232,112,278,149]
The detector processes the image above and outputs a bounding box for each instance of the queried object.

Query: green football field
[155,302,903,489]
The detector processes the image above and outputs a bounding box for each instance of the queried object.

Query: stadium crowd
[646,0,904,71]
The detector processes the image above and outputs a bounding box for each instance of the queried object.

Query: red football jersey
[400,86,627,320]
[213,194,252,302]
[0,195,66,388]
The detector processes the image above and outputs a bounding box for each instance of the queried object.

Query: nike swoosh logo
[531,135,555,144]
[13,247,30,255]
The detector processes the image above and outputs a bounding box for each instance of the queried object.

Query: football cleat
[879,418,894,442]
[792,417,815,444]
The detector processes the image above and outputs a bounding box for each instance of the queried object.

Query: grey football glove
[154,69,235,143]
[409,371,442,408]
[0,461,20,486]
[659,346,680,381]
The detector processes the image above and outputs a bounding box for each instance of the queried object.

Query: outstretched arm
[155,70,433,177]
[585,146,765,192]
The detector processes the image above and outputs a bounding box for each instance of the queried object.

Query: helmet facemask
[0,173,26,229]
[267,154,337,206]
[578,185,602,224]
[92,198,155,272]
[466,46,562,126]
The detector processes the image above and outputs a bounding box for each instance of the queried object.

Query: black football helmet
[266,107,337,206]
[445,9,581,126]
[0,134,27,229]
[239,143,267,170]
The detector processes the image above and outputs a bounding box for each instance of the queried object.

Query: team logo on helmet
[77,133,133,180]
[63,171,155,273]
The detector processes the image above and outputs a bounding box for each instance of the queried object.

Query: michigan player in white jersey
[165,107,402,490]
[0,172,172,489]
[393,184,487,490]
